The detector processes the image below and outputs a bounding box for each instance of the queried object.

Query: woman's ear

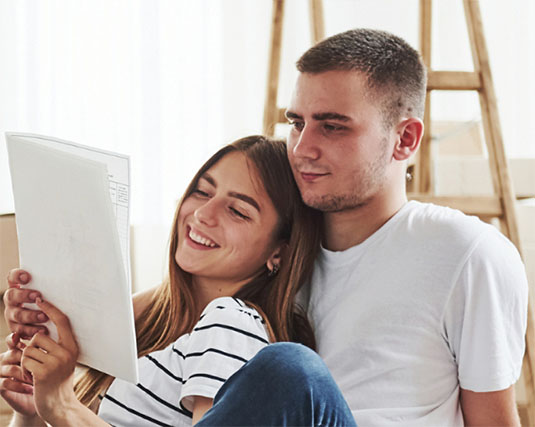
[393,117,424,161]
[266,243,287,273]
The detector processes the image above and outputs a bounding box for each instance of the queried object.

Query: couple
[1,29,528,426]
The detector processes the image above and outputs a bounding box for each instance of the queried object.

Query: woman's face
[175,152,281,289]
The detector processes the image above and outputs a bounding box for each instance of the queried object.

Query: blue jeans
[197,342,356,426]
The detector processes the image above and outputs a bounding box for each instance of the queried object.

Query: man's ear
[393,117,424,161]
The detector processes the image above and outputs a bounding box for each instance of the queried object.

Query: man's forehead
[289,71,375,118]
[295,69,368,87]
[288,75,338,113]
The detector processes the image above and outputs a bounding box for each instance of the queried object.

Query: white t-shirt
[98,297,269,426]
[307,201,528,426]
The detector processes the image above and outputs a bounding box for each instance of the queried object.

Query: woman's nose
[193,198,219,227]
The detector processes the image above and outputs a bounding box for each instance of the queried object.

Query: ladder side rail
[416,0,433,194]
[309,0,325,44]
[463,0,520,245]
[464,1,535,423]
[263,0,285,136]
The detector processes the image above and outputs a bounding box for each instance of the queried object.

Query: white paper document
[6,132,138,383]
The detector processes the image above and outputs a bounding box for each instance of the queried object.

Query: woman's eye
[193,189,209,197]
[229,207,250,220]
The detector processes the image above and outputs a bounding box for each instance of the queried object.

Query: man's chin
[302,194,348,212]
[301,190,368,213]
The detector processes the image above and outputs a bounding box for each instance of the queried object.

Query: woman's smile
[186,226,219,249]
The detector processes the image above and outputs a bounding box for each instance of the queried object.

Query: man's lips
[299,172,329,182]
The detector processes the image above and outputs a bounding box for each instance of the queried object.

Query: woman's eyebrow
[228,192,261,212]
[200,174,216,186]
[201,174,260,212]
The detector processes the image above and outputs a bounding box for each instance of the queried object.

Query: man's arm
[444,229,527,426]
[460,386,520,426]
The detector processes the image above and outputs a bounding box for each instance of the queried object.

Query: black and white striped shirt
[98,297,270,426]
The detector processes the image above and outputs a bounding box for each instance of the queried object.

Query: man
[283,28,527,425]
[3,29,528,426]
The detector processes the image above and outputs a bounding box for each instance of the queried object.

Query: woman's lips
[185,226,219,250]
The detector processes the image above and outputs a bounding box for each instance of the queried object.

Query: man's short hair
[296,28,427,128]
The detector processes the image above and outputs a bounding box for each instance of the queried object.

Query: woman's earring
[268,264,280,277]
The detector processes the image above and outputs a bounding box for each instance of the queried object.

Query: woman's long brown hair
[74,135,322,408]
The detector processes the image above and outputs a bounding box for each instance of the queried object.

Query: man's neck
[322,192,407,252]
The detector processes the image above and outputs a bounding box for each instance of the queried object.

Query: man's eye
[229,207,250,220]
[324,123,345,132]
[289,121,304,131]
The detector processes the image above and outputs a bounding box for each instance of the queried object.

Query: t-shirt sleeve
[179,297,270,411]
[443,228,528,392]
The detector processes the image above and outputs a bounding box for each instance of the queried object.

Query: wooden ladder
[263,0,325,136]
[262,0,535,423]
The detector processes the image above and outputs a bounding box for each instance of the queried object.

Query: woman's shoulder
[200,297,265,324]
[195,297,269,344]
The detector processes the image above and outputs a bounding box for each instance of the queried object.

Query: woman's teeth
[189,229,216,247]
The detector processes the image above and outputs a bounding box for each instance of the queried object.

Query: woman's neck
[192,276,248,311]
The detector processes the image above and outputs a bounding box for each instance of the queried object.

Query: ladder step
[407,194,502,216]
[427,71,481,90]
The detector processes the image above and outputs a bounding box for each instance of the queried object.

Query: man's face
[286,70,394,213]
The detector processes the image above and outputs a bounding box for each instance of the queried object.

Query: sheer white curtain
[1,0,533,229]
[0,0,273,226]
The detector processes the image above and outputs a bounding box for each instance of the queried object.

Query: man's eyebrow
[285,110,351,122]
[229,192,261,212]
[312,112,351,122]
[285,110,302,120]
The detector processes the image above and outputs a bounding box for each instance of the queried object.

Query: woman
[0,135,322,426]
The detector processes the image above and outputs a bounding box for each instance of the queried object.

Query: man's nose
[291,125,321,160]
[194,199,219,227]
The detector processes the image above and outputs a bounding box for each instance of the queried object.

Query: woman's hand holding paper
[0,333,37,416]
[4,269,49,338]
[20,298,81,425]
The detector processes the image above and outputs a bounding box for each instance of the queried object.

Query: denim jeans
[197,342,356,426]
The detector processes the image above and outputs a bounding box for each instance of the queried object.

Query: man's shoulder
[392,202,523,280]
[393,200,516,264]
[404,200,492,240]
[406,200,484,225]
